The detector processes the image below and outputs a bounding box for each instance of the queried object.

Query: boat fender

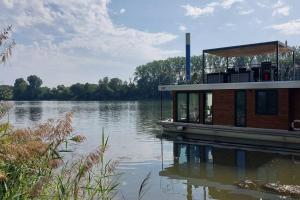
[292,120,300,131]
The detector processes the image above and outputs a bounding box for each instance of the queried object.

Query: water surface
[8,101,300,200]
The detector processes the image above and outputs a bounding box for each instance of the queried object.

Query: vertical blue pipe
[186,33,191,82]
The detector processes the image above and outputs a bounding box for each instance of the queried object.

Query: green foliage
[3,46,300,101]
[0,85,13,100]
[27,75,43,100]
[13,78,28,100]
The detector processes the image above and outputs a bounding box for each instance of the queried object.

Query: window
[204,92,213,124]
[255,90,278,115]
[235,91,247,127]
[176,92,200,123]
[177,93,188,122]
[189,93,199,122]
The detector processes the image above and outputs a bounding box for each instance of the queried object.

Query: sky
[0,0,300,87]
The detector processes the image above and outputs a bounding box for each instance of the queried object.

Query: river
[7,101,300,200]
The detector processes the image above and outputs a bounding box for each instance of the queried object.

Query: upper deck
[159,41,300,91]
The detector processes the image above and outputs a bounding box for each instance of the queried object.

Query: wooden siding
[172,92,177,121]
[212,90,235,126]
[291,89,300,129]
[292,89,300,120]
[172,88,293,130]
[246,89,289,130]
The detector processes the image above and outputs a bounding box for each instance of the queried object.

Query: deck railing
[200,62,300,84]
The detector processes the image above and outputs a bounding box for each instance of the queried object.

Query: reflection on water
[7,101,300,200]
[13,101,43,124]
[160,138,300,200]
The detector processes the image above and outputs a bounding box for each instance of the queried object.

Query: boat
[158,35,300,149]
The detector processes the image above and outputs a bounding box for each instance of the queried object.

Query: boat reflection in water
[159,136,300,200]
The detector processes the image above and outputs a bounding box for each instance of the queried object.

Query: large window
[189,93,200,122]
[204,92,213,124]
[255,90,278,115]
[177,93,188,122]
[176,92,199,123]
[235,91,247,127]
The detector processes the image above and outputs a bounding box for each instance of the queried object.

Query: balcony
[201,41,298,84]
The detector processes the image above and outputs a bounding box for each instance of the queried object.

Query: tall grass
[0,102,119,200]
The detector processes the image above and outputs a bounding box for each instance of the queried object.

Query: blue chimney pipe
[186,33,191,82]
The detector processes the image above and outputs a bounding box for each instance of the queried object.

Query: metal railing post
[293,51,295,81]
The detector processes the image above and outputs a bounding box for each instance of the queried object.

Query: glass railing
[202,63,300,84]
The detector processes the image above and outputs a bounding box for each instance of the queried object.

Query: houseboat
[158,37,300,148]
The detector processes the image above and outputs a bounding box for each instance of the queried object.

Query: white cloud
[0,1,54,27]
[255,18,262,24]
[182,4,215,18]
[270,19,300,35]
[272,0,290,16]
[0,0,179,86]
[220,0,244,9]
[256,1,267,8]
[225,23,236,27]
[120,8,126,14]
[182,0,244,18]
[178,25,187,32]
[239,9,254,15]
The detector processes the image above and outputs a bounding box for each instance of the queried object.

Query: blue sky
[0,0,300,86]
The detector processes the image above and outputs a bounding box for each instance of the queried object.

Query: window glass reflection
[189,93,199,123]
[177,93,187,122]
[205,92,213,124]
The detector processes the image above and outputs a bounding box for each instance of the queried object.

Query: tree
[0,85,13,100]
[70,83,85,100]
[27,75,43,100]
[51,85,72,100]
[13,78,28,100]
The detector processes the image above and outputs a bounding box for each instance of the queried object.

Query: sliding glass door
[189,93,200,123]
[176,92,199,123]
[177,93,188,122]
[204,92,213,124]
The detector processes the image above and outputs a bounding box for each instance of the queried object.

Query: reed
[0,102,119,200]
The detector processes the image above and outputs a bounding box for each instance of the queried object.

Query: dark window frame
[235,90,247,127]
[255,90,278,115]
[175,92,200,123]
[176,92,188,122]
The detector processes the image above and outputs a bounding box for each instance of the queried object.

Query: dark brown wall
[172,92,177,121]
[172,88,292,130]
[292,89,300,120]
[291,89,300,129]
[199,93,204,124]
[212,90,235,126]
[246,89,289,130]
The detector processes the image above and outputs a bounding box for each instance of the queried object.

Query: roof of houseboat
[158,81,300,91]
[203,41,293,57]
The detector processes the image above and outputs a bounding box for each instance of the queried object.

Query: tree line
[1,46,300,101]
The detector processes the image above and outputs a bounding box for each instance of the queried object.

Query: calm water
[7,101,300,200]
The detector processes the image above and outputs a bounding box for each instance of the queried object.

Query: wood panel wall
[212,90,235,126]
[172,88,293,130]
[246,89,289,130]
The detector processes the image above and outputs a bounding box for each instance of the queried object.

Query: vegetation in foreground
[0,102,119,199]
